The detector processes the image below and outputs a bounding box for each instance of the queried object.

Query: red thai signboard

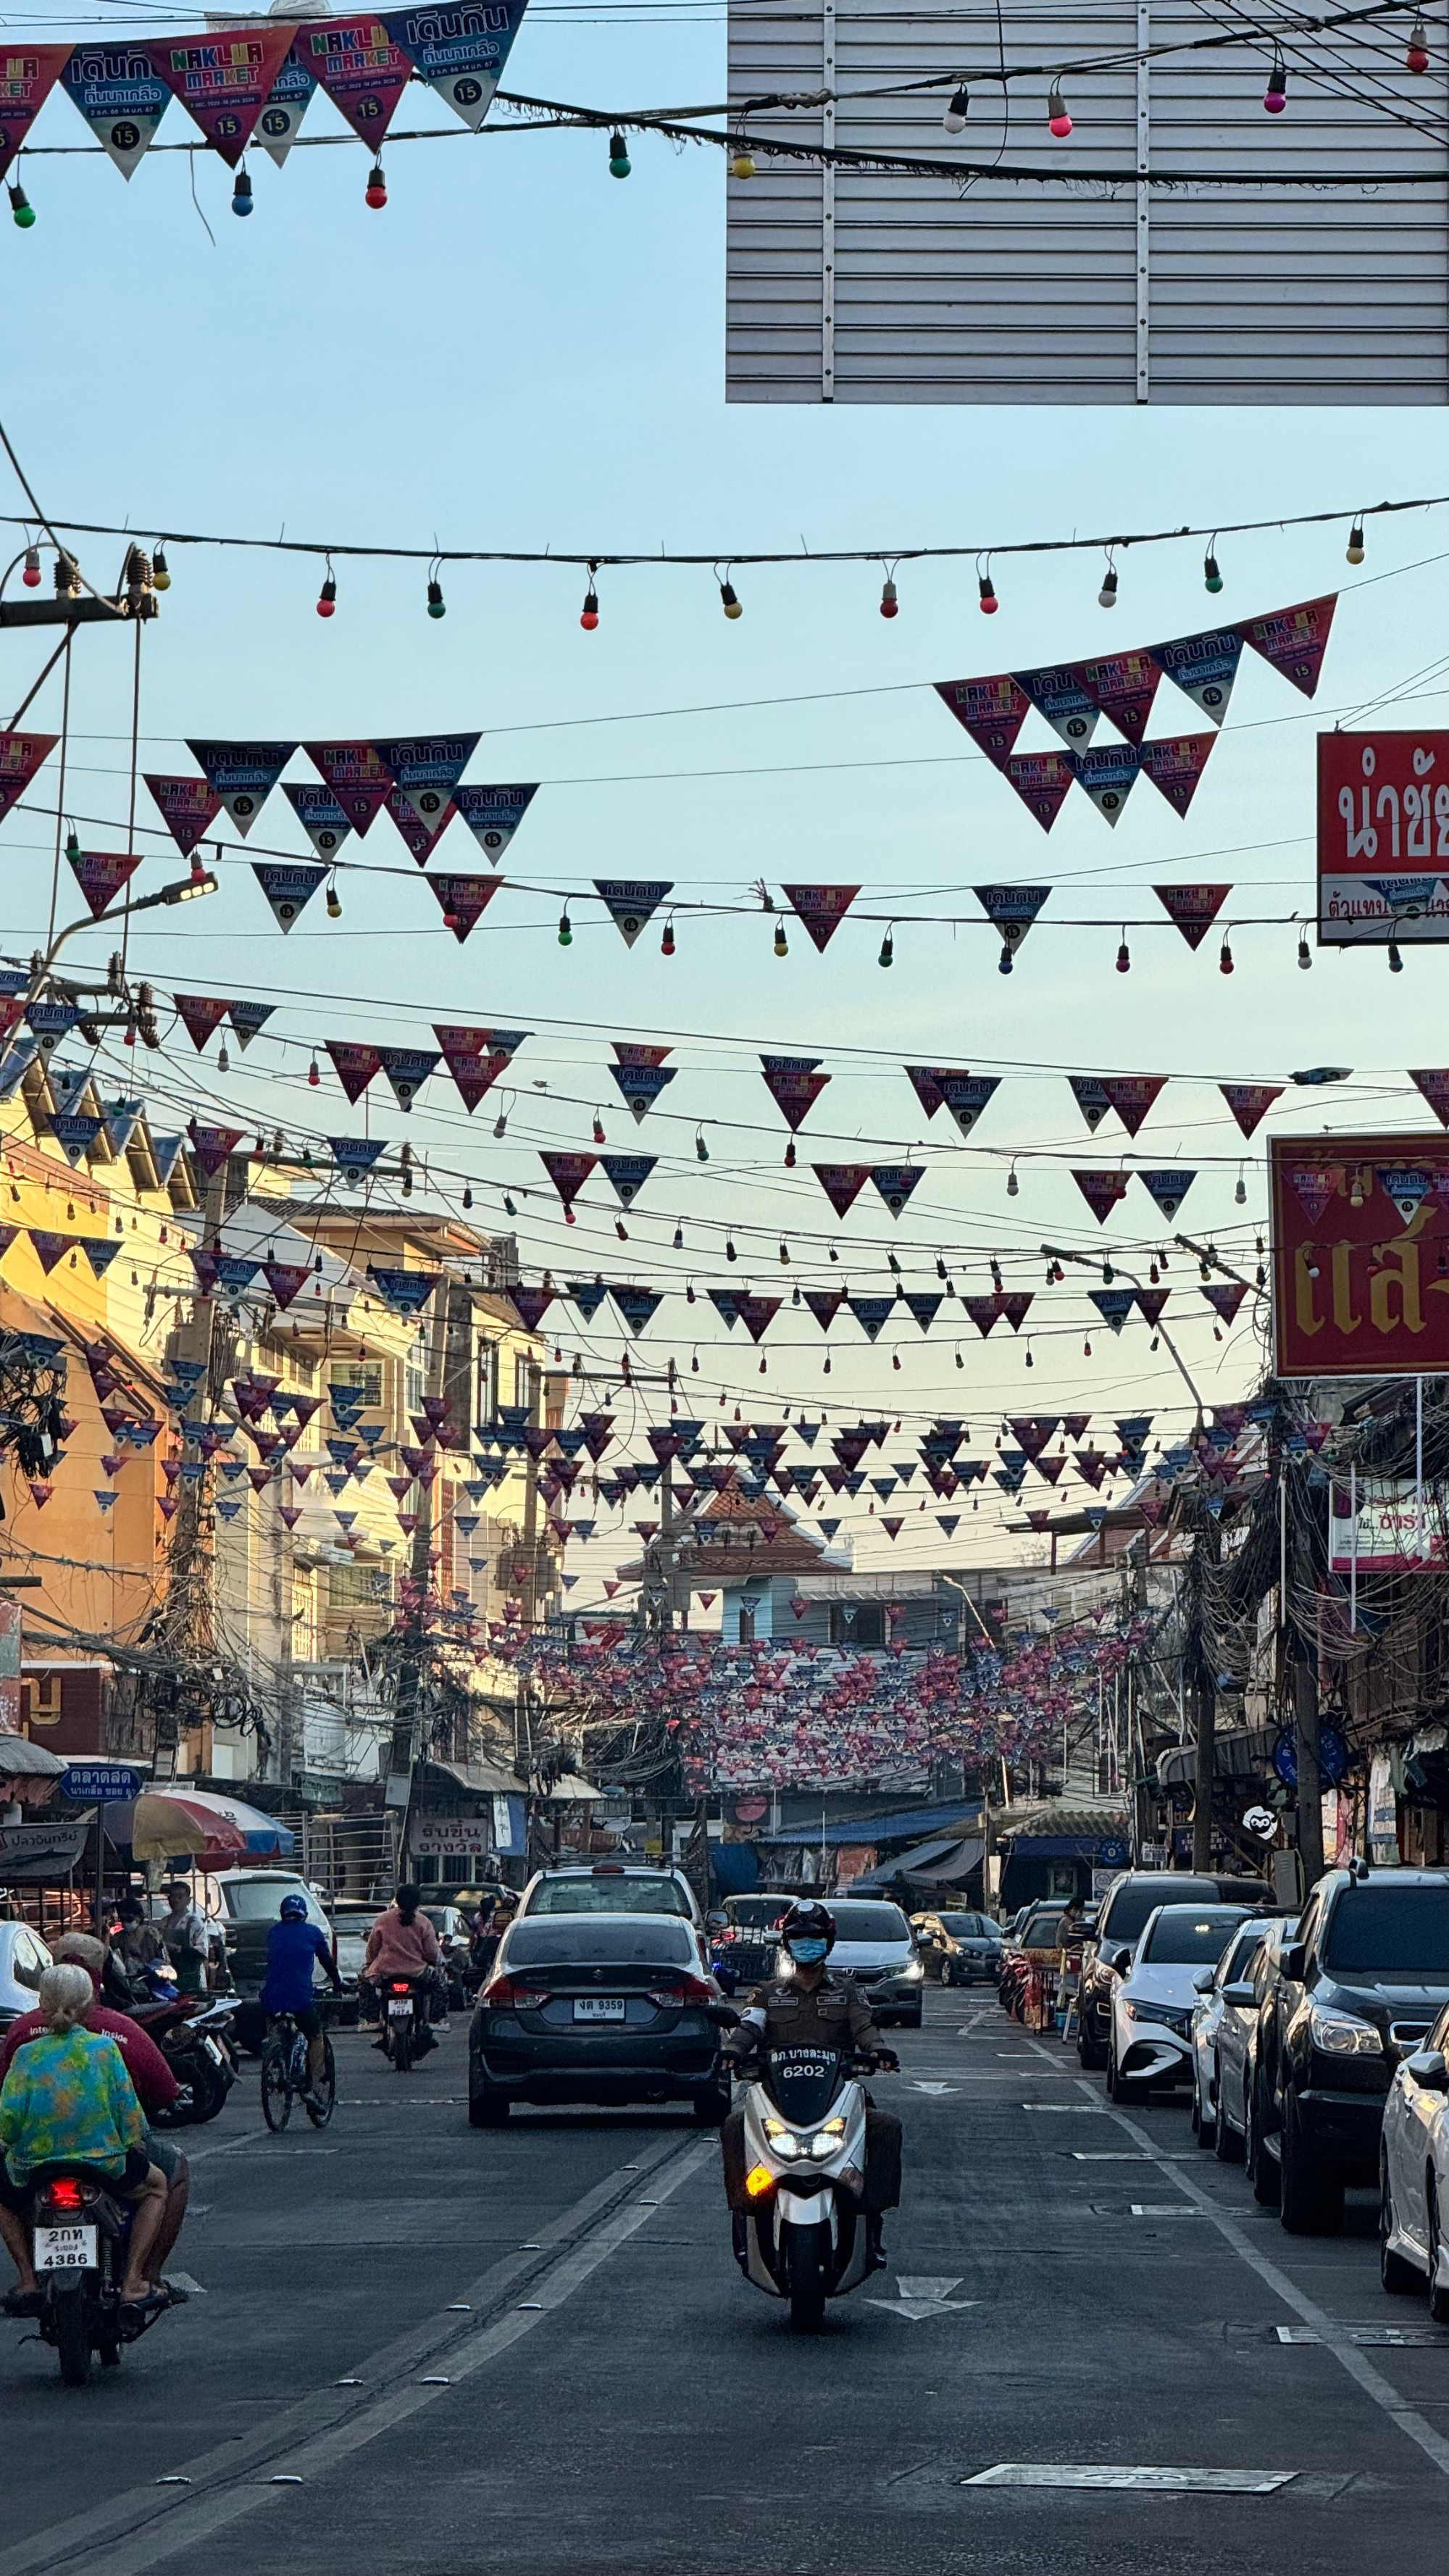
[1270,1133,1449,1377]
[1317,730,1449,944]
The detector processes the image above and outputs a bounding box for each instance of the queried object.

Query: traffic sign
[61,1763,143,1804]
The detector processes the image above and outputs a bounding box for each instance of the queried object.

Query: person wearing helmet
[259,1894,343,2098]
[719,1900,903,2263]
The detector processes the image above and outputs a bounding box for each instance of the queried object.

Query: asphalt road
[4,1989,1449,2575]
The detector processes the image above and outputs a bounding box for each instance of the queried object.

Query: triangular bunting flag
[304,741,394,835]
[374,730,481,829]
[903,1292,942,1332]
[708,1290,740,1329]
[144,24,296,164]
[568,1280,609,1320]
[0,731,58,828]
[385,788,454,863]
[145,774,222,857]
[932,672,1030,768]
[1240,595,1336,699]
[735,1295,782,1344]
[1219,1081,1284,1140]
[325,1041,383,1104]
[297,15,414,141]
[540,1151,596,1211]
[1139,735,1217,819]
[1377,1164,1435,1224]
[188,739,296,834]
[1071,1170,1130,1223]
[452,783,538,865]
[383,0,527,124]
[904,1067,951,1120]
[936,1074,1000,1137]
[172,993,232,1051]
[229,1001,274,1052]
[961,1296,999,1335]
[760,1055,830,1132]
[281,779,352,859]
[599,1154,656,1207]
[611,1284,663,1335]
[263,1261,310,1310]
[67,851,141,922]
[376,1046,439,1112]
[251,860,325,930]
[1098,1076,1166,1138]
[328,1136,388,1182]
[1153,882,1228,949]
[848,1295,896,1342]
[1410,1070,1449,1130]
[1149,627,1243,728]
[255,39,316,164]
[1069,1076,1112,1133]
[1001,753,1074,832]
[507,1285,556,1330]
[1203,1283,1247,1325]
[48,1114,103,1168]
[1137,1168,1196,1221]
[593,880,672,946]
[780,885,859,952]
[869,1165,923,1217]
[1014,661,1101,749]
[974,884,1051,961]
[811,1164,870,1219]
[1286,1164,1340,1223]
[1077,647,1162,743]
[61,40,172,175]
[803,1291,844,1330]
[28,1230,75,1274]
[188,1121,244,1177]
[0,46,70,180]
[1069,743,1141,826]
[367,1266,440,1316]
[609,1061,675,1120]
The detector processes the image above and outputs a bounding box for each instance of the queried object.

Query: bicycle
[260,2012,336,2132]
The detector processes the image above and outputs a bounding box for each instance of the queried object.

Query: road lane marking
[183,2132,270,2163]
[963,2464,1296,2494]
[1278,2324,1449,2348]
[1130,2204,1206,2217]
[867,2274,977,2322]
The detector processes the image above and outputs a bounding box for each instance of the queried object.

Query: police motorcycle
[730,2033,886,2332]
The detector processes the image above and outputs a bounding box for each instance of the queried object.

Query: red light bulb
[879,576,898,618]
[1263,55,1287,109]
[364,160,388,207]
[317,574,336,618]
[1047,83,1072,136]
[21,546,40,588]
[978,572,998,614]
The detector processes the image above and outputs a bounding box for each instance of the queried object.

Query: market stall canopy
[427,1757,529,1798]
[1157,1727,1277,1789]
[853,1834,985,1886]
[0,1734,67,1805]
[535,1772,604,1802]
[130,1788,296,1863]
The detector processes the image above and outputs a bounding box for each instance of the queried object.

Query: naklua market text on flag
[0,732,58,827]
[144,24,296,164]
[145,774,222,857]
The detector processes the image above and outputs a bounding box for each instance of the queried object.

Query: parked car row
[1085,1860,1449,2322]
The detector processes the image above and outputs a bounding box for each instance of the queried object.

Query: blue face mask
[787,1937,828,1964]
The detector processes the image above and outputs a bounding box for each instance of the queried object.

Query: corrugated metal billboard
[727,0,1448,404]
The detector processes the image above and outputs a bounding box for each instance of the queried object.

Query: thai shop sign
[414,1814,490,1855]
[1318,732,1449,945]
[1329,1479,1445,1572]
[1269,1135,1449,1378]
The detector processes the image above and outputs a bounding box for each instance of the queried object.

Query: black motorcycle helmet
[780,1900,836,1958]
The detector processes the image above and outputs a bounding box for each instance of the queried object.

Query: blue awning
[759,1799,982,1849]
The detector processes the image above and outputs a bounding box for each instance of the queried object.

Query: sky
[1,0,1448,1595]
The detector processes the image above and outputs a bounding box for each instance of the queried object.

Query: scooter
[380,1976,436,2073]
[731,2041,892,2332]
[17,2170,170,2385]
[128,1993,239,2125]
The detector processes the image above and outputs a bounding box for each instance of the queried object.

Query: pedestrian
[158,1882,210,1999]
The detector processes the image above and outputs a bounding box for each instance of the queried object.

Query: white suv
[515,1862,704,1930]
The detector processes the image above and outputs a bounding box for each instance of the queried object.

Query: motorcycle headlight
[1309,2004,1383,2057]
[762,2119,800,2157]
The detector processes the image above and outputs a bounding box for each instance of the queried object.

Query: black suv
[1247,1864,1449,2233]
[1077,1870,1271,2069]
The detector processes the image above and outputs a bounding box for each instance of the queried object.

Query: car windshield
[527,1876,690,1917]
[1222,1925,1267,1980]
[829,1904,911,1943]
[222,1881,312,1922]
[1101,1879,1218,1946]
[504,1919,696,1968]
[1020,1909,1065,1945]
[939,1913,989,1937]
[1141,1908,1247,1964]
[725,1899,789,1929]
[1324,1886,1449,1976]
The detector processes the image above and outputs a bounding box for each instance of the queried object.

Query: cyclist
[259,1895,343,2101]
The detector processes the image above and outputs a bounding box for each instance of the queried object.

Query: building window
[830,1603,885,1646]
[330,1362,384,1410]
[738,1601,756,1643]
[327,1564,392,1610]
[406,1351,425,1418]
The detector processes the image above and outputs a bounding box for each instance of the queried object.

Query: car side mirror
[1222,1981,1256,2008]
[705,2001,741,2028]
[1405,2048,1449,2091]
[1279,1940,1307,1982]
[1190,1968,1216,1994]
[705,1912,727,1932]
[1109,1946,1133,1976]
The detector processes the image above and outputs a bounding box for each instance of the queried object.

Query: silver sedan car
[1189,1917,1277,2151]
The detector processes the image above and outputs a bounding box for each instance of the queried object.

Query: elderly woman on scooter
[0,1964,167,2322]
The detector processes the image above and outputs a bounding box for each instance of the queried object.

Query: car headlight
[1309,2005,1383,2057]
[901,1960,925,1982]
[1123,2000,1190,2034]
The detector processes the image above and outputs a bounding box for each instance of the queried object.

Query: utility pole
[1177,1497,1219,1873]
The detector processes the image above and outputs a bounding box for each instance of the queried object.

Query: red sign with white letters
[1270,1133,1449,1377]
[1317,730,1449,945]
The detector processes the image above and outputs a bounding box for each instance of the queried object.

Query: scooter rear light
[744,2164,775,2198]
[38,2177,93,2213]
[389,1981,412,1994]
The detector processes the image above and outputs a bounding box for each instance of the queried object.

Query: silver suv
[515,1862,704,1930]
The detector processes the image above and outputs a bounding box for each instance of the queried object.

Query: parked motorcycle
[380,1976,435,2074]
[732,2041,889,2332]
[20,2170,170,2385]
[130,1996,238,2126]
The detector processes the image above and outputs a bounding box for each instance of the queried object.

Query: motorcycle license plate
[202,2036,227,2064]
[388,1999,414,2017]
[573,1998,626,2022]
[34,2225,97,2271]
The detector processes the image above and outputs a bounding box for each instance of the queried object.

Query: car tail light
[647,1975,717,2006]
[38,2177,93,2214]
[485,1975,548,2008]
[591,1863,625,1875]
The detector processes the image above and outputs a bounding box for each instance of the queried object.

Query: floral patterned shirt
[0,2025,146,2183]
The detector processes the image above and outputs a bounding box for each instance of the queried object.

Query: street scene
[3,0,1449,2564]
